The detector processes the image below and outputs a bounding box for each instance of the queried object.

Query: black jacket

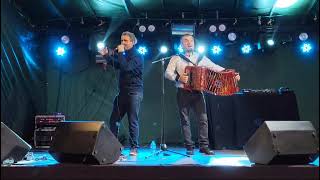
[105,47,144,94]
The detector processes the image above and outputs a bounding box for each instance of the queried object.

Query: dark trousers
[177,88,209,148]
[109,91,143,148]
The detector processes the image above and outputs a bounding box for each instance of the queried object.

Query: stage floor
[2,147,319,180]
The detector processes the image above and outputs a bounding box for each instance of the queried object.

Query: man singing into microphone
[165,34,240,155]
[98,31,143,156]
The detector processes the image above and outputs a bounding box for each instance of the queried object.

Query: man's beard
[185,48,194,53]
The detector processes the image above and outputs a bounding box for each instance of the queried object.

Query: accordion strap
[178,54,203,66]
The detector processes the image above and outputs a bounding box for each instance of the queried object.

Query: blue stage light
[300,43,312,53]
[160,46,168,54]
[177,45,184,53]
[96,42,105,50]
[241,44,252,54]
[56,47,66,56]
[137,46,148,55]
[267,39,275,46]
[197,45,205,54]
[211,45,222,55]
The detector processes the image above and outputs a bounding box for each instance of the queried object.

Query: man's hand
[117,44,125,52]
[235,73,240,81]
[98,47,109,56]
[179,73,189,84]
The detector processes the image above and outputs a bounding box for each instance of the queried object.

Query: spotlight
[177,45,183,53]
[211,45,222,55]
[160,46,168,54]
[274,0,298,8]
[241,44,252,54]
[197,46,205,54]
[139,25,146,32]
[218,24,226,32]
[228,32,237,41]
[137,46,147,55]
[209,25,217,32]
[61,35,70,44]
[300,43,312,53]
[299,33,308,41]
[96,41,105,50]
[148,25,155,32]
[56,47,66,56]
[267,39,275,46]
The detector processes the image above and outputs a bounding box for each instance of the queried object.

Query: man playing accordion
[165,34,240,155]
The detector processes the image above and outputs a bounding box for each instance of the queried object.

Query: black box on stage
[49,121,122,165]
[244,121,319,165]
[1,122,32,163]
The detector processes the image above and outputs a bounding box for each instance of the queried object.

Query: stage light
[61,35,70,44]
[137,46,147,55]
[139,25,146,32]
[267,39,275,46]
[56,47,66,56]
[177,45,183,53]
[300,43,312,53]
[241,44,252,54]
[197,46,205,54]
[274,0,298,8]
[96,41,105,50]
[160,46,168,54]
[218,24,226,32]
[257,42,262,50]
[299,33,308,41]
[209,25,217,32]
[228,32,237,41]
[148,25,155,32]
[211,45,222,55]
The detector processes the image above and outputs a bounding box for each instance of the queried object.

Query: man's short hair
[122,31,137,45]
[180,34,194,43]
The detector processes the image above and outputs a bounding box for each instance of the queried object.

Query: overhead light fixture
[61,35,70,44]
[218,24,226,32]
[274,0,298,8]
[148,25,155,32]
[299,33,308,41]
[139,25,146,32]
[209,25,217,32]
[228,32,237,41]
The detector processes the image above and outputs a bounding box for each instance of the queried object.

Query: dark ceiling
[11,0,319,28]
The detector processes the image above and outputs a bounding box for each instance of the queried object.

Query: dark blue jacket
[105,47,144,94]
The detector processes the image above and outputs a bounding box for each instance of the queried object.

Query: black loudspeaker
[244,121,319,165]
[1,122,32,163]
[49,121,122,165]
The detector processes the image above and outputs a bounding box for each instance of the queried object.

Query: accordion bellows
[184,66,239,96]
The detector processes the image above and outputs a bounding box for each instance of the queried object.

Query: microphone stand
[145,55,189,159]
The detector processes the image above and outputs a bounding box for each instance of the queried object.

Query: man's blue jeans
[109,91,143,148]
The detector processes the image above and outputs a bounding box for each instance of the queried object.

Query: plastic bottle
[150,140,157,153]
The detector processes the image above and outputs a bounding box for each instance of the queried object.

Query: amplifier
[34,114,65,149]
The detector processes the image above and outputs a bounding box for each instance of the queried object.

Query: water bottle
[150,140,157,153]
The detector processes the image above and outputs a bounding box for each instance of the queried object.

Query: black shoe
[186,147,194,155]
[199,147,214,155]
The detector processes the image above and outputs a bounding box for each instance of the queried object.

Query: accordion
[184,66,239,96]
